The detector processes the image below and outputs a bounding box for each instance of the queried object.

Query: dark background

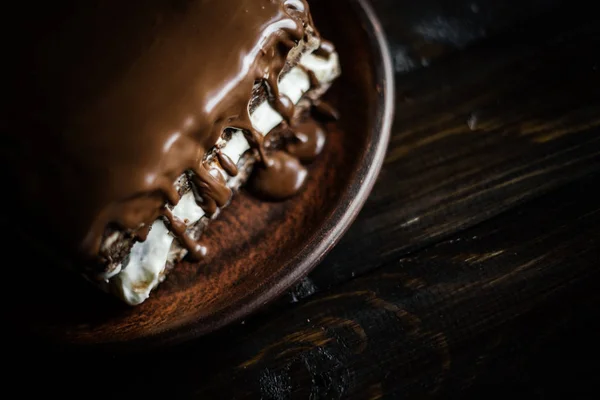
[8,0,600,398]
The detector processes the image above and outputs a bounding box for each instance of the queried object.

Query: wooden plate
[9,0,394,351]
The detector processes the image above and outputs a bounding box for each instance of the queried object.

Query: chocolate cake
[6,0,341,305]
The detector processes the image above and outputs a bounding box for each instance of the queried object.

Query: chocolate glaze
[136,224,153,243]
[265,53,297,125]
[9,0,334,262]
[190,165,232,216]
[162,208,207,260]
[216,151,239,178]
[299,65,321,89]
[286,119,327,163]
[249,151,309,201]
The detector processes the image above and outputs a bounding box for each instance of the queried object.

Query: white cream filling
[111,52,340,305]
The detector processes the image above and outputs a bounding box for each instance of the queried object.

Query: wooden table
[12,0,600,398]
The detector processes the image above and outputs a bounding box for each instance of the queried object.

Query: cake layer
[102,50,340,305]
[7,1,342,306]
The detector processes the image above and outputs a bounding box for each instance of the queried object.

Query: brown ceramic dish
[11,0,393,350]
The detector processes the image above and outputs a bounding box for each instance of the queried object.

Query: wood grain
[301,4,600,299]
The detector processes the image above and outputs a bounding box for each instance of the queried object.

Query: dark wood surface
[9,0,600,398]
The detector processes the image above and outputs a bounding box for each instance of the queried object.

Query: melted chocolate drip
[286,119,327,163]
[265,45,298,124]
[191,164,232,216]
[298,52,338,121]
[271,93,296,124]
[216,151,239,177]
[249,151,308,201]
[136,224,152,243]
[162,208,207,260]
[299,64,321,89]
[250,36,340,201]
[237,120,270,167]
